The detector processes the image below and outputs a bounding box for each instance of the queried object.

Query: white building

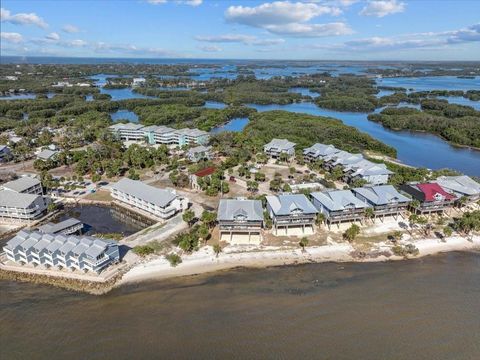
[4,230,120,273]
[132,77,146,87]
[264,139,296,159]
[110,178,188,219]
[0,190,48,221]
[1,177,43,195]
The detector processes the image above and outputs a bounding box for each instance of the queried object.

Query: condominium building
[3,230,120,273]
[303,143,340,163]
[352,185,411,219]
[217,198,264,245]
[436,175,480,203]
[342,159,392,185]
[264,139,296,159]
[0,190,48,221]
[110,178,188,219]
[1,177,43,195]
[187,145,212,163]
[311,190,369,225]
[266,194,317,236]
[109,122,146,141]
[323,150,363,171]
[400,182,457,215]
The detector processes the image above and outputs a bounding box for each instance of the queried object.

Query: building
[132,77,146,87]
[217,198,263,245]
[187,145,212,163]
[110,178,188,219]
[36,149,58,162]
[38,218,83,235]
[400,182,457,215]
[311,190,369,225]
[436,175,480,203]
[109,123,146,141]
[303,143,339,163]
[343,160,392,185]
[3,230,119,273]
[352,185,411,220]
[290,182,324,194]
[266,194,317,236]
[190,166,216,190]
[0,145,12,162]
[0,190,48,221]
[1,177,43,195]
[323,150,363,171]
[173,128,210,147]
[264,139,296,159]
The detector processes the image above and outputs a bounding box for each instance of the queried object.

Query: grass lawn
[84,190,113,202]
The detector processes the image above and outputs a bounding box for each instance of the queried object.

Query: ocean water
[1,252,479,360]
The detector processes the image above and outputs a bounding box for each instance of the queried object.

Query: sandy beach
[120,235,480,285]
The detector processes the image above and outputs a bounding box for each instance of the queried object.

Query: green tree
[213,244,222,258]
[364,207,375,223]
[201,210,217,228]
[343,224,360,243]
[299,237,309,252]
[165,253,182,267]
[197,224,210,244]
[182,209,195,227]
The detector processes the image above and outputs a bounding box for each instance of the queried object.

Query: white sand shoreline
[120,235,480,285]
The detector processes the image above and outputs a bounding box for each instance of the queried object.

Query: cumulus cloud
[224,1,351,38]
[195,33,285,46]
[0,8,48,28]
[198,45,222,52]
[93,42,176,57]
[148,0,203,6]
[45,32,60,41]
[62,24,80,33]
[359,0,405,17]
[1,32,23,43]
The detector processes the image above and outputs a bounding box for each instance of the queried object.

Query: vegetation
[343,224,360,242]
[133,245,155,257]
[165,253,182,267]
[392,244,420,258]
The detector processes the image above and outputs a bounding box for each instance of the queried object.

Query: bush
[165,253,182,267]
[392,244,419,258]
[133,245,155,257]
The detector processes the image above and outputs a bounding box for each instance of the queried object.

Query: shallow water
[1,252,479,360]
[110,109,139,122]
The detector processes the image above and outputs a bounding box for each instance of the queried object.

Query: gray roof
[326,150,363,166]
[2,177,41,193]
[174,128,209,137]
[111,178,177,207]
[109,123,145,131]
[345,160,393,176]
[188,145,211,155]
[303,143,339,157]
[4,231,116,258]
[436,175,480,196]
[154,126,176,134]
[264,138,296,151]
[217,199,264,222]
[311,190,369,211]
[36,149,58,160]
[352,185,411,206]
[0,190,41,208]
[266,194,317,216]
[38,218,82,234]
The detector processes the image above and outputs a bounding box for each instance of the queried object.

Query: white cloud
[1,32,23,43]
[224,1,351,38]
[198,45,222,52]
[62,24,80,33]
[359,0,405,17]
[148,0,203,6]
[67,39,88,47]
[45,32,60,41]
[93,42,176,57]
[195,34,285,46]
[0,8,48,28]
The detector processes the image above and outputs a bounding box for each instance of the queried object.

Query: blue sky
[1,1,479,60]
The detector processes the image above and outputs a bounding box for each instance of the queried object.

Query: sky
[1,0,479,60]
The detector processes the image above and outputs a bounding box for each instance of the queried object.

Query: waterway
[110,109,139,122]
[376,76,480,92]
[1,252,479,359]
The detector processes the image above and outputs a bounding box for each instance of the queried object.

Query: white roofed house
[1,177,43,195]
[109,123,146,141]
[310,190,370,226]
[436,175,480,204]
[352,185,411,221]
[36,149,59,162]
[342,160,393,185]
[266,194,317,236]
[303,143,340,163]
[174,128,210,147]
[217,198,264,245]
[264,139,296,159]
[323,150,363,171]
[3,231,120,273]
[187,145,212,163]
[132,77,146,87]
[110,178,188,220]
[0,190,48,222]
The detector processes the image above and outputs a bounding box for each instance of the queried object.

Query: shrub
[133,245,155,257]
[165,253,182,267]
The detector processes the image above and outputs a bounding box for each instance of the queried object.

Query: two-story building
[1,176,43,195]
[187,145,212,163]
[400,182,457,215]
[110,178,188,219]
[217,198,264,245]
[323,150,363,171]
[266,194,317,236]
[436,175,480,204]
[0,190,48,222]
[310,190,369,226]
[343,160,392,185]
[303,143,340,163]
[352,185,411,220]
[264,139,296,159]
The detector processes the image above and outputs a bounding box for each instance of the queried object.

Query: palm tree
[364,207,375,224]
[182,209,195,227]
[299,237,309,252]
[315,213,325,226]
[213,244,222,258]
[343,224,360,243]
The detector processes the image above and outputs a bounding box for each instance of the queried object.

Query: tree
[457,196,469,208]
[182,209,195,227]
[343,224,360,242]
[176,232,199,253]
[364,207,375,223]
[409,214,419,233]
[247,180,259,193]
[254,172,266,182]
[213,244,222,258]
[416,216,430,236]
[47,202,57,213]
[299,237,309,252]
[201,210,217,228]
[197,224,210,244]
[128,168,139,180]
[315,213,325,226]
[390,230,403,243]
[443,226,453,238]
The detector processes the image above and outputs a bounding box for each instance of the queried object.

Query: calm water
[288,87,320,98]
[210,117,249,133]
[376,76,480,92]
[438,96,480,110]
[0,93,36,100]
[203,101,227,109]
[1,252,479,359]
[247,102,480,175]
[110,109,139,122]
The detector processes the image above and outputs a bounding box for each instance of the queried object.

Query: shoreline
[120,235,480,286]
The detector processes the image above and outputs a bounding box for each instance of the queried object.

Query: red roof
[416,183,456,201]
[194,167,216,177]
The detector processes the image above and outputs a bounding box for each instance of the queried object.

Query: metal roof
[0,190,41,208]
[111,178,177,207]
[303,143,339,157]
[264,138,296,151]
[2,177,41,193]
[38,218,82,234]
[436,176,480,196]
[217,199,264,221]
[266,194,317,216]
[353,185,411,206]
[311,190,369,211]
